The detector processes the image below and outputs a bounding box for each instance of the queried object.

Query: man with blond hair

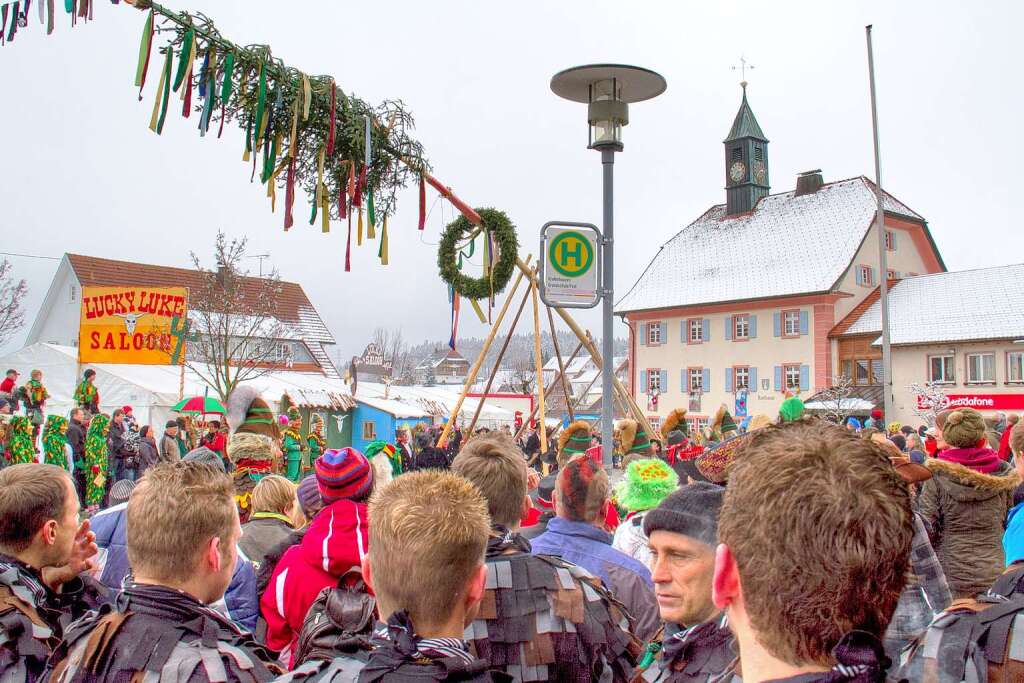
[451,433,639,682]
[288,469,509,681]
[0,464,98,682]
[46,462,280,682]
[712,420,913,682]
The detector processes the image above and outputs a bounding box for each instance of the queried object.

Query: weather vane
[732,56,755,88]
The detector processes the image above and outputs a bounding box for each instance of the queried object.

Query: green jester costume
[7,416,36,465]
[84,414,111,507]
[281,407,305,482]
[42,415,70,470]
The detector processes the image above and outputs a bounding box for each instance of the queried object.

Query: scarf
[485,524,532,557]
[117,581,244,635]
[938,446,1002,474]
[359,610,481,682]
[761,631,888,683]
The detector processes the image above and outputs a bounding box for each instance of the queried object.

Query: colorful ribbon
[367,184,375,239]
[301,74,311,120]
[134,9,153,96]
[151,47,173,134]
[378,215,388,264]
[326,82,336,157]
[418,174,426,230]
[171,27,194,92]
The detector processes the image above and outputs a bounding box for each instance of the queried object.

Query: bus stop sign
[539,221,602,309]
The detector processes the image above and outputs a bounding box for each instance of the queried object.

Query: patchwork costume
[6,415,36,464]
[83,414,111,508]
[42,414,70,470]
[632,617,734,683]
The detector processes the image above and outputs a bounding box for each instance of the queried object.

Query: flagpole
[866,25,894,421]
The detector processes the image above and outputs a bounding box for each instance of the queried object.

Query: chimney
[794,169,823,197]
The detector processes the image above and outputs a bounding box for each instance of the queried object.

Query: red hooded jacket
[259,498,369,656]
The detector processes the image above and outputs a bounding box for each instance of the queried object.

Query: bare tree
[0,260,28,349]
[510,357,536,395]
[816,375,855,424]
[177,232,286,405]
[909,381,949,427]
[370,327,413,385]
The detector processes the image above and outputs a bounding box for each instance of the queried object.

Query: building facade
[616,87,945,432]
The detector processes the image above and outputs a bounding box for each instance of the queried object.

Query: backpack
[292,570,377,667]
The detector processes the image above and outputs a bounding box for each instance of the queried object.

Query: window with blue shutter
[701,319,710,342]
[660,370,668,393]
[750,367,758,389]
[774,366,783,391]
[773,312,781,337]
[800,365,810,392]
[680,321,687,344]
[640,370,648,392]
[799,311,809,336]
[680,368,687,392]
[702,368,711,392]
[660,322,668,344]
[725,368,734,392]
[724,316,733,341]
[749,315,758,338]
[639,323,647,346]
[855,267,864,286]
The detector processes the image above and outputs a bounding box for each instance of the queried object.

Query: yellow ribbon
[380,215,388,264]
[302,74,311,121]
[469,298,487,324]
[148,51,169,132]
[289,91,299,158]
[239,73,250,161]
[179,38,197,102]
[321,192,329,233]
[357,207,363,245]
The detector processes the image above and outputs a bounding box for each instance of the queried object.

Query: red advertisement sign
[917,393,1024,411]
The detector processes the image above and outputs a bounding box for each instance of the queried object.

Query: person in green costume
[84,413,111,510]
[306,413,326,474]
[42,414,70,471]
[7,415,36,465]
[281,407,305,482]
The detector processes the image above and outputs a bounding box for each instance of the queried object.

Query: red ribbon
[353,165,366,208]
[326,83,337,157]
[182,70,193,118]
[337,170,347,216]
[418,174,426,230]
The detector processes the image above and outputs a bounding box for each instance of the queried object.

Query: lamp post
[551,64,667,469]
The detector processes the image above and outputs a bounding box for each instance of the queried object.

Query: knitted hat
[887,422,902,435]
[184,446,226,473]
[122,406,133,415]
[226,432,274,465]
[871,408,883,420]
[779,396,806,422]
[661,408,690,442]
[296,474,323,518]
[557,421,593,467]
[315,448,374,503]
[617,419,651,455]
[364,440,396,461]
[643,482,725,548]
[846,416,863,432]
[165,420,179,429]
[287,407,302,425]
[109,479,136,506]
[226,385,280,440]
[310,413,324,432]
[615,458,680,512]
[942,408,987,449]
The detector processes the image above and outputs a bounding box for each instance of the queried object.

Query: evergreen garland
[437,208,519,301]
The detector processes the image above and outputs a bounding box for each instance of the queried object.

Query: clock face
[752,160,766,183]
[729,161,746,183]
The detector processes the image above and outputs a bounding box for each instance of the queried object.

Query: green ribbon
[64,0,72,12]
[253,64,267,151]
[367,185,375,231]
[156,48,173,134]
[171,28,195,92]
[220,51,235,103]
[134,10,153,88]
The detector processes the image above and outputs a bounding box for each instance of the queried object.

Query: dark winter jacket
[88,502,260,631]
[240,513,295,570]
[631,617,734,683]
[108,419,127,460]
[530,516,660,642]
[919,457,1020,598]
[138,435,159,473]
[67,419,86,460]
[710,631,888,683]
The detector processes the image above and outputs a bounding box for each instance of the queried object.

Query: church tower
[724,83,769,216]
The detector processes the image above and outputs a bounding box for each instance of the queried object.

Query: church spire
[724,83,770,216]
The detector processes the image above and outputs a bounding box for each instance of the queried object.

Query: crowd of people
[3,364,1024,682]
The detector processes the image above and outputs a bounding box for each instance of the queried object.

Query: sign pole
[600,148,615,469]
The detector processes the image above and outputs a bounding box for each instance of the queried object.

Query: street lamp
[551,64,667,469]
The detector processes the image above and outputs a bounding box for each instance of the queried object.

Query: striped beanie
[315,448,374,504]
[109,479,136,506]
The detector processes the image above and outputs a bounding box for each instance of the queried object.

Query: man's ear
[520,494,532,520]
[465,563,487,612]
[361,555,374,595]
[206,536,223,573]
[712,543,740,610]
[39,519,58,547]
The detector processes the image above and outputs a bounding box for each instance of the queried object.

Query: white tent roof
[356,382,516,422]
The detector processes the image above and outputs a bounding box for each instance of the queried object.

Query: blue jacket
[89,503,259,632]
[531,516,660,641]
[1004,501,1024,566]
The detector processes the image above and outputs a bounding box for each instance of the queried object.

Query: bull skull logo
[115,313,147,335]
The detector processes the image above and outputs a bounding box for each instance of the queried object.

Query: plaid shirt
[884,512,952,650]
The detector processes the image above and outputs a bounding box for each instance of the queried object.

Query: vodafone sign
[917,393,1024,411]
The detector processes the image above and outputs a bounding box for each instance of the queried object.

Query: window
[1009,352,1024,383]
[648,417,662,432]
[648,368,662,393]
[928,355,955,384]
[856,265,875,287]
[688,417,710,434]
[361,421,377,440]
[648,322,662,345]
[69,285,77,302]
[689,367,704,393]
[688,318,703,344]
[782,310,801,338]
[731,147,742,161]
[734,315,750,340]
[884,230,895,251]
[887,270,898,281]
[783,364,801,391]
[754,146,763,161]
[966,353,996,384]
[734,366,750,390]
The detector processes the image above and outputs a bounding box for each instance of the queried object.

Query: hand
[526,468,541,491]
[42,520,98,592]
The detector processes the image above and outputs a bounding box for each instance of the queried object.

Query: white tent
[0,343,353,429]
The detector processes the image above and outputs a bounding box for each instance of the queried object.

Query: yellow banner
[78,286,189,365]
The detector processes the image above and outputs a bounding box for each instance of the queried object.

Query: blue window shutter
[799,310,809,336]
[800,365,810,392]
[725,368,734,392]
[724,316,733,341]
[702,368,711,392]
[894,271,901,279]
[855,267,863,286]
[774,366,783,391]
[891,231,897,249]
[870,267,877,285]
[750,367,758,388]
[749,315,758,339]
[660,322,668,343]
[702,319,710,342]
[681,368,687,392]
[773,312,781,337]
[640,370,648,391]
[680,321,686,343]
[660,370,668,392]
[639,323,647,346]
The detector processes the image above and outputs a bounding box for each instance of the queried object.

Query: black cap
[643,482,725,547]
[166,420,179,428]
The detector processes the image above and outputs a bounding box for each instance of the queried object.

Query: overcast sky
[1,0,1019,361]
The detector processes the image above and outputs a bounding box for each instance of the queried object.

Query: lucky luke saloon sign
[78,286,188,365]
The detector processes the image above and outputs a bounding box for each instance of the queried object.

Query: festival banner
[78,286,188,365]
[917,393,1024,412]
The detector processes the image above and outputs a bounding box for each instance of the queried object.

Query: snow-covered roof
[615,177,926,314]
[356,382,515,421]
[804,397,875,411]
[841,264,1024,346]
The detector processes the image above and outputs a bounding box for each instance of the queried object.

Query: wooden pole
[464,283,533,439]
[546,305,575,423]
[530,273,547,454]
[436,256,532,448]
[513,340,584,441]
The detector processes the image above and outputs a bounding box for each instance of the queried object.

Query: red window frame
[884,230,895,251]
[688,366,704,393]
[856,264,874,287]
[782,363,801,391]
[733,365,750,390]
[648,321,663,346]
[733,314,751,341]
[781,309,801,339]
[648,368,663,393]
[686,318,703,345]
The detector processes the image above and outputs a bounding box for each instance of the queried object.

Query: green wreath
[437,208,519,301]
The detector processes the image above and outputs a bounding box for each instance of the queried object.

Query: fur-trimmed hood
[925,458,1020,501]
